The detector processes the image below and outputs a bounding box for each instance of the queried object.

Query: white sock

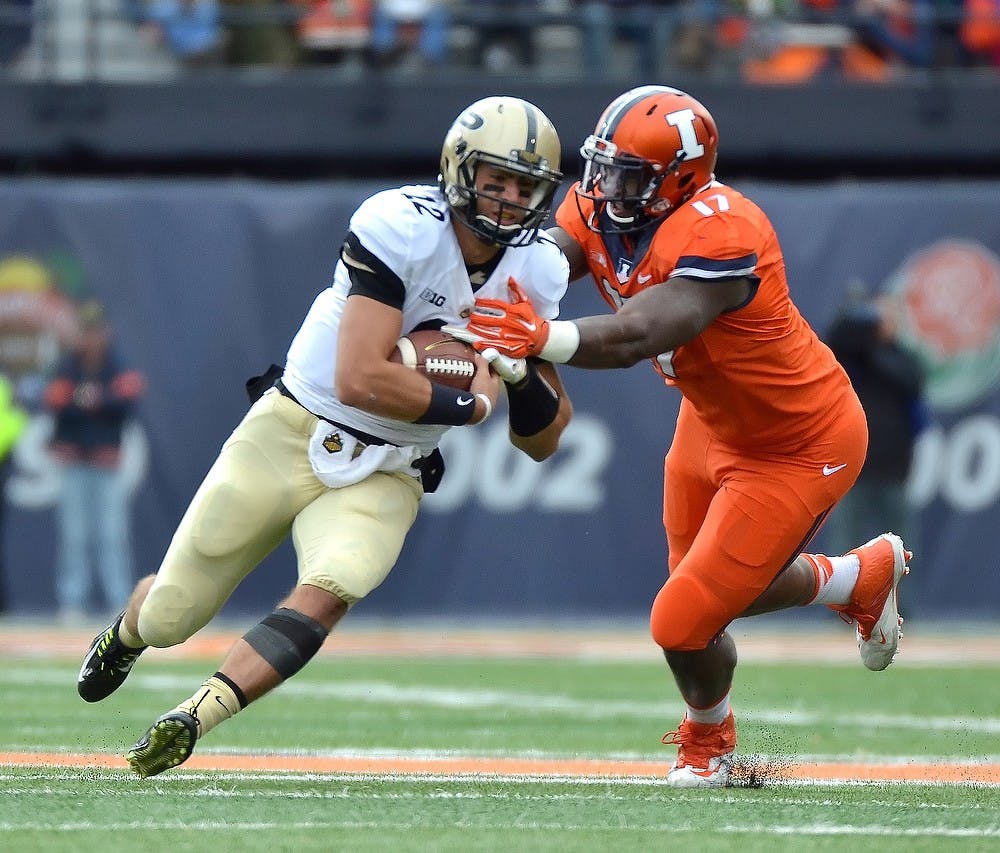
[805,553,861,606]
[118,619,146,649]
[686,692,731,725]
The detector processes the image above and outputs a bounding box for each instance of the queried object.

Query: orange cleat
[833,533,912,671]
[662,711,738,787]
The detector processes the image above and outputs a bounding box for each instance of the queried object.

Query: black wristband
[415,383,477,426]
[507,361,561,437]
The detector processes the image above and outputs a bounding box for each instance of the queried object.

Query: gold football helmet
[439,96,562,247]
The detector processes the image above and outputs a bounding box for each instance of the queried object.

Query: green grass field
[1,622,999,852]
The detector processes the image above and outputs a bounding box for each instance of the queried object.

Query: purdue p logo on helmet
[439,96,563,248]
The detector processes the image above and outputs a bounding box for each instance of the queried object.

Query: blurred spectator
[367,0,450,69]
[575,0,719,75]
[823,287,928,562]
[0,0,33,66]
[464,0,538,72]
[43,301,146,624]
[223,0,300,66]
[139,0,227,67]
[0,372,28,615]
[849,0,935,74]
[743,0,936,82]
[961,0,1000,66]
[296,0,371,65]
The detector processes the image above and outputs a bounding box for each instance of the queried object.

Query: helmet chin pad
[607,208,636,226]
[474,212,521,236]
[464,199,537,247]
[457,171,558,247]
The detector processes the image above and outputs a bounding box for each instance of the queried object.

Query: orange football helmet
[576,85,719,234]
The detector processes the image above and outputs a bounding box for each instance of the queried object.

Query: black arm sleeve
[341,231,406,309]
[507,360,561,437]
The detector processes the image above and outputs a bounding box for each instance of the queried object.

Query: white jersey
[282,184,569,452]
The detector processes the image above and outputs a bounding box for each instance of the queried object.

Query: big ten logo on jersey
[419,287,446,307]
[423,413,613,513]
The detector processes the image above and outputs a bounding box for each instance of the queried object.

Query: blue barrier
[3,178,999,619]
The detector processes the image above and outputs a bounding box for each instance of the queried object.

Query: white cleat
[837,533,912,671]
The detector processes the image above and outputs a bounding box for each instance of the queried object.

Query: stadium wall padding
[3,178,999,620]
[2,77,999,176]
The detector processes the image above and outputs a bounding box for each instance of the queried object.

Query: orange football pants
[651,395,868,651]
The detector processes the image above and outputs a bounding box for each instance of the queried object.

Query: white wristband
[539,320,581,363]
[474,393,493,423]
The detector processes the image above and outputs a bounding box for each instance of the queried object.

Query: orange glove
[466,277,551,359]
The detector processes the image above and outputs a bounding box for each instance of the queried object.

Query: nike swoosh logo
[822,463,848,476]
[687,767,719,778]
[457,396,474,406]
[519,320,537,332]
[638,274,652,283]
[341,248,377,275]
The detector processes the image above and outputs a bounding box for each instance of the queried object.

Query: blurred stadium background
[1,0,1000,629]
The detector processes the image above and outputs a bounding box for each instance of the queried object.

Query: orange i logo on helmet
[892,240,1000,412]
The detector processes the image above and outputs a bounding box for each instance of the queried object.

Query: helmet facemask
[448,151,561,248]
[439,96,563,248]
[577,134,683,235]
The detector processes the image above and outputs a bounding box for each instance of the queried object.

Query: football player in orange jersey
[449,86,912,787]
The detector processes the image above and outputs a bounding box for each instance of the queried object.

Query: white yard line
[0,818,996,838]
[6,666,1000,739]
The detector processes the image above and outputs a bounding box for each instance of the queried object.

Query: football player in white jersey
[76,96,574,778]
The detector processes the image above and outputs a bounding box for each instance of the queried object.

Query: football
[390,329,477,391]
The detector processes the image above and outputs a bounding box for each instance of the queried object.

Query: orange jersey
[556,181,855,450]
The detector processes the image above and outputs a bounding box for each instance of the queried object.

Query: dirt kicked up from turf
[2,751,998,786]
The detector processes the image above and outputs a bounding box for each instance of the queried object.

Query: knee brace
[242,607,329,680]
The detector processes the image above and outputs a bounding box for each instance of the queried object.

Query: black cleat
[127,711,199,778]
[77,611,147,702]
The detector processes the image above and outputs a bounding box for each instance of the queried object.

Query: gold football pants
[137,389,422,648]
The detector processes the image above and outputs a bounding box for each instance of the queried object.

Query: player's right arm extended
[563,275,751,369]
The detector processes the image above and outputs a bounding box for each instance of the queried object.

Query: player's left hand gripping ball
[479,347,527,385]
[466,277,550,359]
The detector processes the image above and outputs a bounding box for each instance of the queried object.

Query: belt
[274,377,445,493]
[274,379,391,447]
